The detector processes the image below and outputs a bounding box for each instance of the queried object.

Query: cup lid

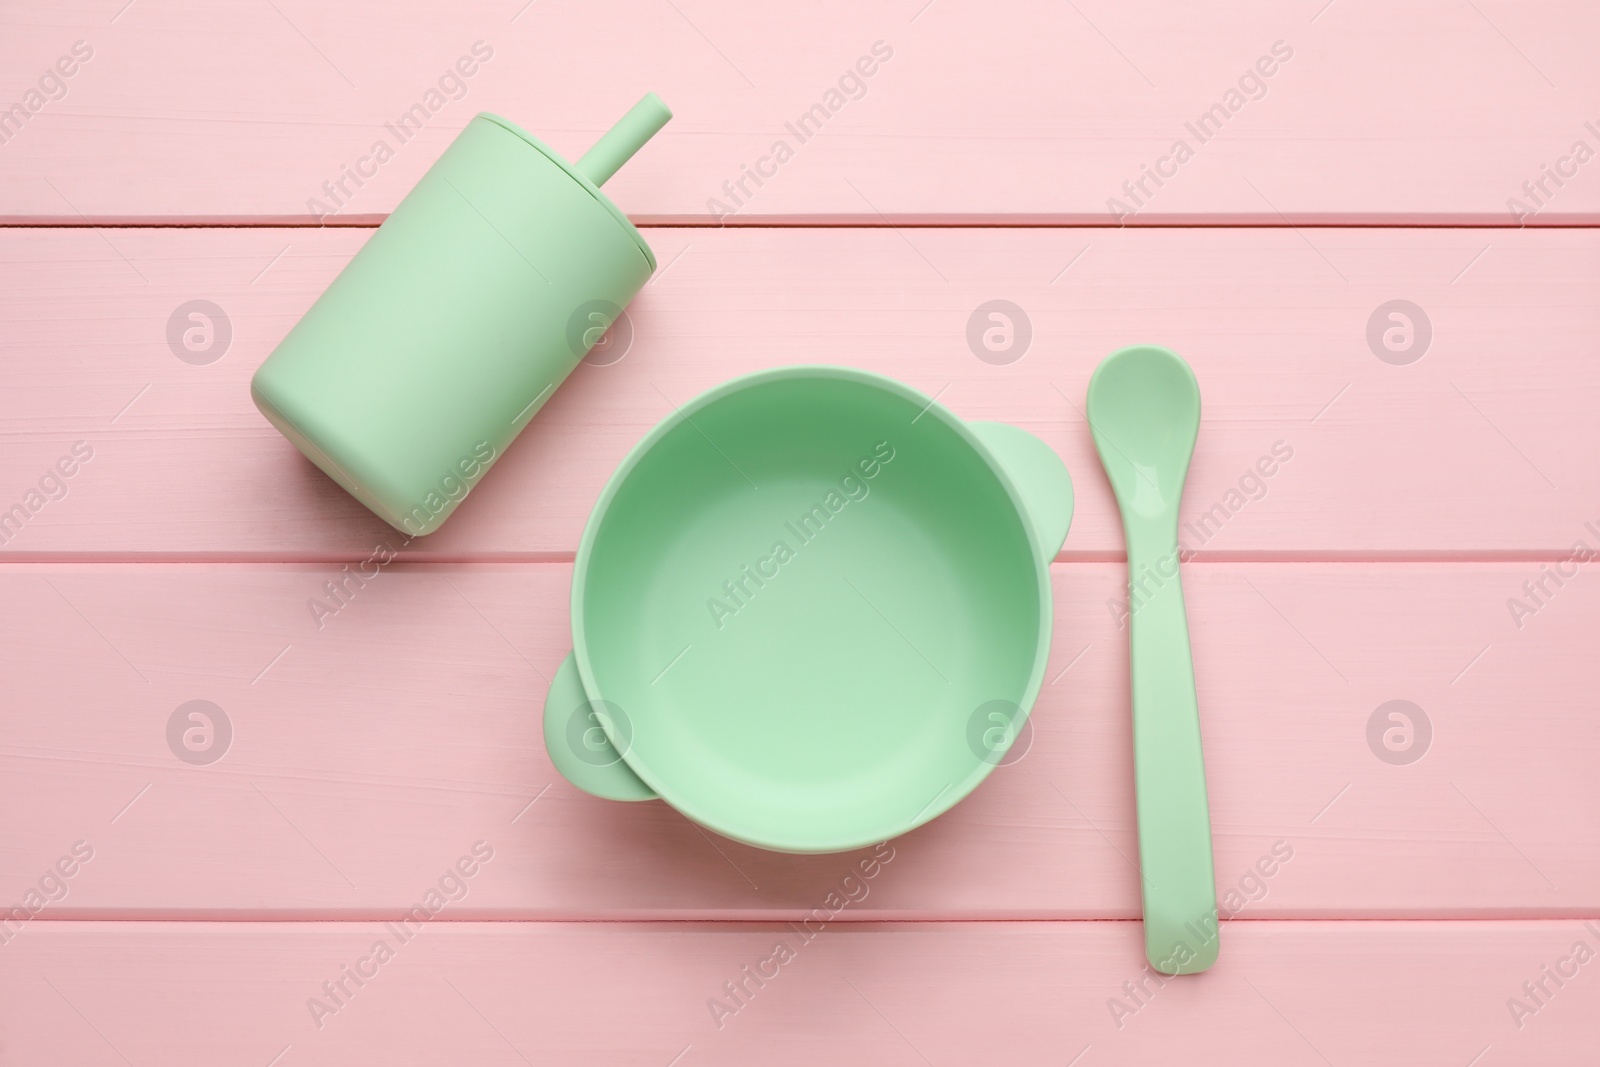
[477,106,665,272]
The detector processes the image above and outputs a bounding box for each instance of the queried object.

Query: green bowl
[543,366,1073,853]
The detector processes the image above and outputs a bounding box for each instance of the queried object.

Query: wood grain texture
[1,225,1596,558]
[1,2,1596,223]
[4,3,1596,1056]
[3,921,1594,1065]
[2,561,1592,919]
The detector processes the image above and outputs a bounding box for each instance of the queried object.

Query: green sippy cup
[251,94,671,535]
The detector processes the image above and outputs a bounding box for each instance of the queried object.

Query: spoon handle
[1125,522,1218,973]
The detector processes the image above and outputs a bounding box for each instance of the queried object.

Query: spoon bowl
[1087,345,1200,520]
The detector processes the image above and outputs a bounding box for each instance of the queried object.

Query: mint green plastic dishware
[251,94,671,536]
[541,366,1075,854]
[1086,344,1218,975]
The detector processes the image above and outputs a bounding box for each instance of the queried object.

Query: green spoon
[1086,345,1218,975]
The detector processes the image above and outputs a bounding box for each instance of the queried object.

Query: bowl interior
[578,370,1047,851]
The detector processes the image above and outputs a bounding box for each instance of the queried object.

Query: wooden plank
[1,561,1592,918]
[1,2,1596,223]
[1,225,1596,558]
[2,920,1593,1064]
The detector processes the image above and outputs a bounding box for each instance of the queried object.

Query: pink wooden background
[2,1,1596,1063]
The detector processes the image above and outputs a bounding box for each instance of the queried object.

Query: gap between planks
[6,217,1600,230]
[0,552,1594,565]
[15,916,1599,924]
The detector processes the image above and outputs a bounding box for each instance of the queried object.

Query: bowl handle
[543,651,659,802]
[968,422,1074,562]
